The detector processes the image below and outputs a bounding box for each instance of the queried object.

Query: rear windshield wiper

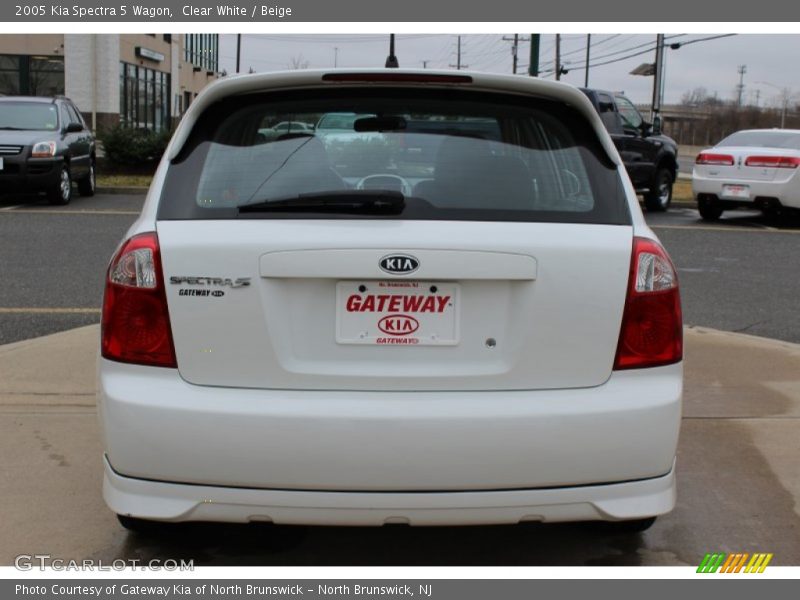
[238,190,405,214]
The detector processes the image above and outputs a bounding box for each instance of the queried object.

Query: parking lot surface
[0,324,798,566]
[0,192,798,565]
[2,194,800,344]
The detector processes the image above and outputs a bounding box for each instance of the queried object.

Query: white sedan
[693,128,800,221]
[98,69,682,533]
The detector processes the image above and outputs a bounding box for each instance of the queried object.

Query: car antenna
[385,34,399,68]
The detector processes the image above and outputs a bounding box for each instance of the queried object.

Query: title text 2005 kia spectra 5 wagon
[98,70,682,533]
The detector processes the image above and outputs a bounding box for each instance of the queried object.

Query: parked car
[314,112,366,135]
[0,95,96,204]
[99,70,683,533]
[256,120,315,143]
[581,88,679,212]
[692,128,800,221]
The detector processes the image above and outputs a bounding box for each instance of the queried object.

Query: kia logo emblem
[379,254,419,275]
[378,314,419,336]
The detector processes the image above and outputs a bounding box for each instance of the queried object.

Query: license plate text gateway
[336,281,460,346]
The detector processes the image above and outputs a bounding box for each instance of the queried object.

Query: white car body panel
[104,457,676,526]
[99,69,679,525]
[159,220,631,391]
[100,359,680,505]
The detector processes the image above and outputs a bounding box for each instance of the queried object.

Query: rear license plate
[722,184,750,199]
[336,281,459,346]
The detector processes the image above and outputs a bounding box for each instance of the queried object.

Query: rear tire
[698,197,723,221]
[589,516,657,534]
[47,165,72,205]
[78,161,96,197]
[117,514,166,534]
[608,516,657,533]
[644,168,673,212]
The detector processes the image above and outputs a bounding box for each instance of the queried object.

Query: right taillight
[744,155,800,169]
[614,237,682,370]
[101,232,177,368]
[695,152,734,166]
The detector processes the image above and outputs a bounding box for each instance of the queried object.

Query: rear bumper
[98,358,682,522]
[692,172,800,209]
[104,456,676,525]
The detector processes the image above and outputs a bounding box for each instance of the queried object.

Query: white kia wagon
[98,70,682,532]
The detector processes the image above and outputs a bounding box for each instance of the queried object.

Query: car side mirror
[65,122,83,133]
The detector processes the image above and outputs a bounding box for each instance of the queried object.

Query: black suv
[581,89,678,211]
[0,95,96,205]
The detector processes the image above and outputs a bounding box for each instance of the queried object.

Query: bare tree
[680,87,709,107]
[288,54,310,70]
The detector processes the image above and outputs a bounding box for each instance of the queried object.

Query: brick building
[0,34,220,131]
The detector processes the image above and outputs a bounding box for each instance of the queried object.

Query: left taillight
[614,237,683,370]
[101,232,177,368]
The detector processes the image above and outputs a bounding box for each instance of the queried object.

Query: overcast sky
[218,33,799,107]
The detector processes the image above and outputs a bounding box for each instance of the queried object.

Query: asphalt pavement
[2,192,800,344]
[650,208,800,343]
[0,193,140,344]
[1,191,799,566]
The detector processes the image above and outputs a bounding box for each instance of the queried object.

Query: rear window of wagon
[158,87,631,225]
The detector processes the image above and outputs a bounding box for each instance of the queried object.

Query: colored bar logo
[697,552,773,573]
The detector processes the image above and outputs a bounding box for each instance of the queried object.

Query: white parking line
[0,209,139,215]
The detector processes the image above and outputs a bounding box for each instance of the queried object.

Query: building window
[0,54,64,96]
[184,34,219,72]
[119,62,170,131]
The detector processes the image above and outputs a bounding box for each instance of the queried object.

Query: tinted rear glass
[718,130,800,150]
[158,88,630,225]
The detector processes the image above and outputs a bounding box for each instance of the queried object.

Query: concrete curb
[0,324,797,394]
[687,325,800,354]
[2,323,797,354]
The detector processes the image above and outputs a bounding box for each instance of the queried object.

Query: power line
[540,33,712,74]
[668,33,737,49]
[540,34,686,72]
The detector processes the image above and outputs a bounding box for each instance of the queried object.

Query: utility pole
[513,34,518,74]
[334,47,338,68]
[385,34,399,68]
[236,34,241,74]
[736,65,747,107]
[502,34,531,74]
[755,81,791,128]
[781,93,788,128]
[450,36,467,70]
[650,34,665,122]
[421,60,429,69]
[584,34,591,87]
[555,34,562,81]
[528,34,540,76]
